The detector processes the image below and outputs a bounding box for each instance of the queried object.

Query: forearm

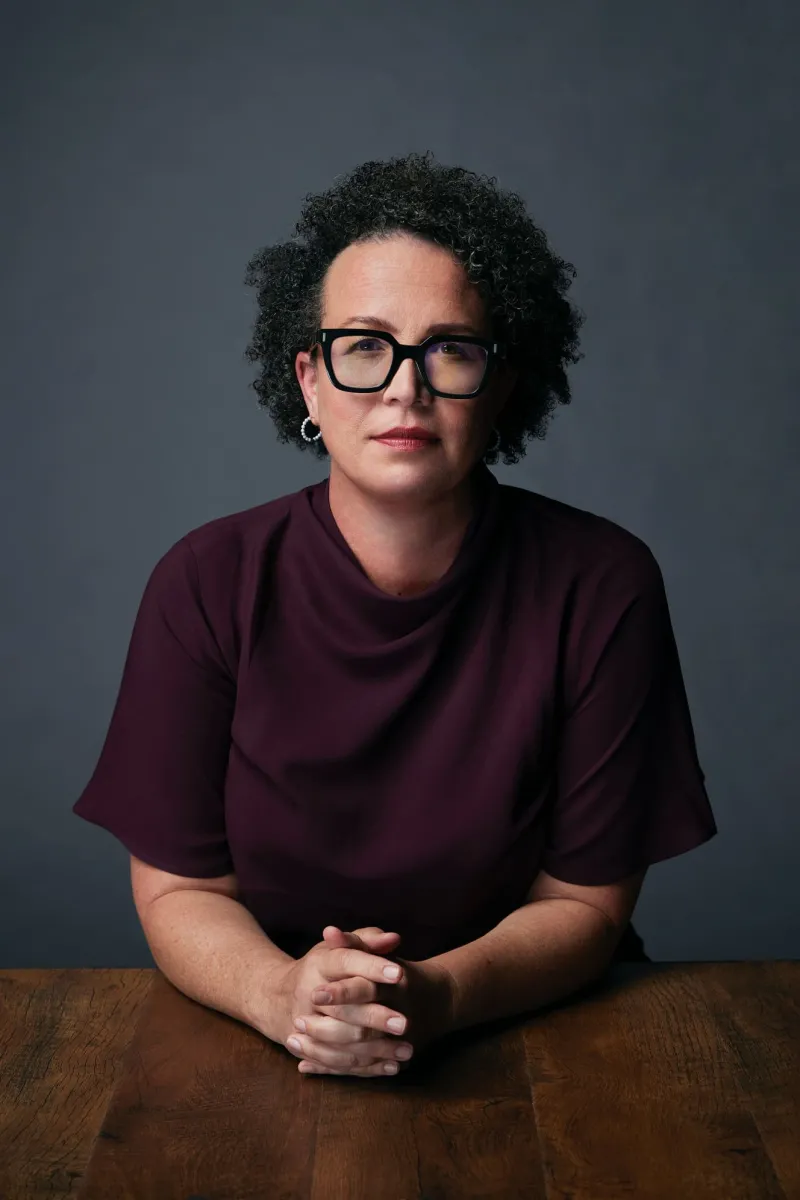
[140,889,295,1044]
[424,899,621,1035]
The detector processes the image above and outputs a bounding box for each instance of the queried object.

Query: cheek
[318,384,359,427]
[339,403,371,438]
[445,409,484,444]
[320,396,375,451]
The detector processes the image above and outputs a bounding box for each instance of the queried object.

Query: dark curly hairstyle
[243,152,584,465]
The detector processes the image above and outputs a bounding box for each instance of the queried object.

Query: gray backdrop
[2,1,798,968]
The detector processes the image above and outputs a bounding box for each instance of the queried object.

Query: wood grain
[0,964,797,1199]
[0,969,151,1199]
[524,963,797,1198]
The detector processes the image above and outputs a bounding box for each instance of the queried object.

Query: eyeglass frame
[310,328,508,399]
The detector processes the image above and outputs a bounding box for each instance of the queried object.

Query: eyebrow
[338,315,485,337]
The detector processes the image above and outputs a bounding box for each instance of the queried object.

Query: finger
[321,927,358,952]
[295,1012,371,1043]
[322,928,373,954]
[286,1031,412,1072]
[354,930,402,952]
[285,1033,361,1072]
[322,926,401,954]
[294,1025,414,1069]
[308,998,408,1036]
[297,1009,412,1045]
[311,973,376,1008]
[310,977,407,1033]
[299,1058,404,1078]
[324,925,396,940]
[350,926,402,945]
[313,974,377,1005]
[320,948,403,987]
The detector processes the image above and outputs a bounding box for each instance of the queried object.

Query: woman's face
[295,233,516,503]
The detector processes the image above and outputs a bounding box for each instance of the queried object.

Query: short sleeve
[72,536,236,877]
[540,546,718,886]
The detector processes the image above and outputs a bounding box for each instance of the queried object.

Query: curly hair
[243,151,584,465]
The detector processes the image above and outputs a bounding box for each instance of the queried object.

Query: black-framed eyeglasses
[310,328,507,399]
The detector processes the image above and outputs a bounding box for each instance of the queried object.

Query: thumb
[322,925,401,953]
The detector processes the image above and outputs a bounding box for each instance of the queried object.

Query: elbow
[130,854,240,924]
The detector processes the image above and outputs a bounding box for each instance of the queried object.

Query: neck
[327,463,478,597]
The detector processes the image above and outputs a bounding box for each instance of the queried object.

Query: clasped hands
[278,924,456,1077]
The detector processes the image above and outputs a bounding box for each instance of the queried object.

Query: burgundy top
[73,462,717,962]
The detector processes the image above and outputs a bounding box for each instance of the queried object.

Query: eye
[351,338,385,353]
[433,340,477,359]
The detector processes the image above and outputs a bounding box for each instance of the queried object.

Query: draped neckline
[294,460,502,642]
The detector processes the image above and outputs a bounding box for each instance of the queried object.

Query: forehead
[321,234,486,326]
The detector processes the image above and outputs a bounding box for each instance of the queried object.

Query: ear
[489,362,518,425]
[295,347,319,417]
[499,363,519,405]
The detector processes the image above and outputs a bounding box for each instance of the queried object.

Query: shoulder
[497,480,663,593]
[179,490,296,578]
[141,489,301,674]
[146,490,295,590]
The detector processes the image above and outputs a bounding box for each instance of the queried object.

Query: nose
[382,356,429,405]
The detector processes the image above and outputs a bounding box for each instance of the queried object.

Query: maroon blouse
[73,462,717,962]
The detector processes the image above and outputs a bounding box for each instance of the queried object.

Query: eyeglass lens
[329,334,488,394]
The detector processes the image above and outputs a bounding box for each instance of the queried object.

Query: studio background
[2,0,797,967]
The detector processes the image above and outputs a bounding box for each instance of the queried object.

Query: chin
[363,458,470,499]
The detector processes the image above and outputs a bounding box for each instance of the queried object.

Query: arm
[425,546,716,1039]
[422,867,647,1036]
[131,855,295,1044]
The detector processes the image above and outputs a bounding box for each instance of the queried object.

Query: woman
[73,152,717,1079]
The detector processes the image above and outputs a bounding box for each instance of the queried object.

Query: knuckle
[354,978,376,1004]
[341,948,357,972]
[363,1038,393,1061]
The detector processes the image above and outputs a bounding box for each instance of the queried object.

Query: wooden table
[1,962,798,1198]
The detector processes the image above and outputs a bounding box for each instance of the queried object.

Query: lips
[374,430,438,440]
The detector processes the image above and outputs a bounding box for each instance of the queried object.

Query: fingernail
[395,1045,413,1060]
[287,1037,302,1052]
[384,1061,399,1074]
[386,1016,406,1034]
[314,990,332,1004]
[383,965,401,980]
[294,1018,307,1033]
